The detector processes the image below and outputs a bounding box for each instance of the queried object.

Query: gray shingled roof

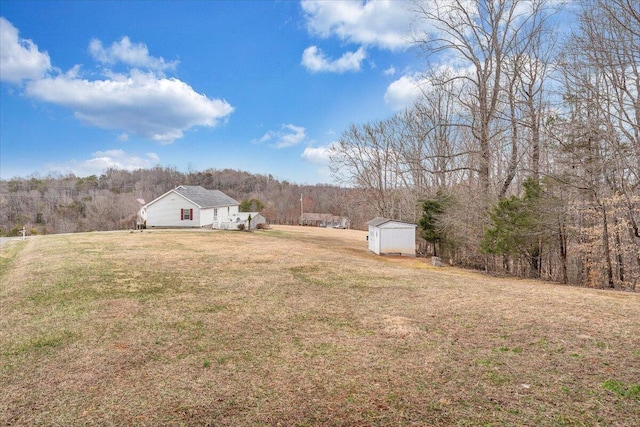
[174,185,239,208]
[302,213,335,221]
[366,217,416,227]
[367,217,392,227]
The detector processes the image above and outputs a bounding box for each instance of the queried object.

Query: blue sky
[0,0,427,184]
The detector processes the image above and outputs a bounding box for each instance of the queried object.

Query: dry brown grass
[1,225,639,426]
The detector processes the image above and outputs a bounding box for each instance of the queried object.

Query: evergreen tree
[418,190,451,257]
[482,178,544,277]
[239,198,265,212]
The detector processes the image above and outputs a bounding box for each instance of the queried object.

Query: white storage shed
[367,218,417,257]
[216,212,267,230]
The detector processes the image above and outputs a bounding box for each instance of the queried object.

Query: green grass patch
[602,380,640,400]
[6,330,76,356]
[0,240,25,278]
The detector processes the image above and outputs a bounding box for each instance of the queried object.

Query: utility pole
[300,193,303,226]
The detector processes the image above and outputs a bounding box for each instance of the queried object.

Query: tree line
[330,0,639,290]
[2,0,637,290]
[0,167,376,237]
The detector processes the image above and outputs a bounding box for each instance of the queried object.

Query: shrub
[7,226,21,237]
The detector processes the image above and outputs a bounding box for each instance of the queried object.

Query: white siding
[380,226,415,256]
[368,225,380,254]
[136,207,147,228]
[145,188,240,228]
[368,221,416,256]
[241,213,266,229]
[250,213,266,229]
[146,194,199,227]
[200,207,214,227]
[213,212,266,230]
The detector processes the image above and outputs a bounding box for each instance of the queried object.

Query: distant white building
[142,185,239,228]
[300,213,350,229]
[367,217,417,257]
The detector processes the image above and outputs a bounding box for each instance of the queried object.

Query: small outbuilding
[238,212,266,230]
[367,217,417,257]
[216,212,267,230]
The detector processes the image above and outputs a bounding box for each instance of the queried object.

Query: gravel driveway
[0,237,25,246]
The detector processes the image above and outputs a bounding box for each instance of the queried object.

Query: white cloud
[384,74,429,111]
[46,150,161,177]
[301,0,413,50]
[383,66,396,76]
[2,20,233,144]
[255,124,307,148]
[89,36,178,73]
[301,143,335,165]
[385,62,476,110]
[257,130,276,144]
[0,17,51,83]
[25,69,234,144]
[301,143,336,181]
[302,45,366,73]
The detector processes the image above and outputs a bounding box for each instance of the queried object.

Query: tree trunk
[601,202,615,288]
[559,223,569,285]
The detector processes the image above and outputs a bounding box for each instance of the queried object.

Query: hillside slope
[1,226,639,426]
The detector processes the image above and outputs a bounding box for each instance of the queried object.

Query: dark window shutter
[190,209,193,221]
[180,209,184,220]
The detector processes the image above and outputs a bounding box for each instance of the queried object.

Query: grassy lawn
[1,226,639,426]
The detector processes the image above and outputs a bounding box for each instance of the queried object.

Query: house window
[181,208,193,221]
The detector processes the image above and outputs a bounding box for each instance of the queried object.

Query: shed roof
[235,212,264,220]
[173,185,239,208]
[302,212,338,221]
[367,217,417,228]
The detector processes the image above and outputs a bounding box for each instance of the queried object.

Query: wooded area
[0,167,371,236]
[330,0,639,290]
[1,0,638,290]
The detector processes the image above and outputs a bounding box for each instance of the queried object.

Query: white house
[367,217,417,257]
[136,205,147,229]
[143,185,239,228]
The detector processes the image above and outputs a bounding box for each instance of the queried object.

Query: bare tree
[330,121,407,219]
[554,0,640,289]
[392,71,470,190]
[413,0,556,198]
